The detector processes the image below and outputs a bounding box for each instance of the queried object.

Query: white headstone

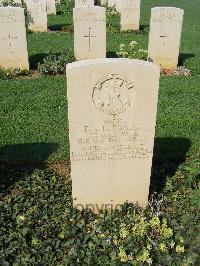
[120,0,141,31]
[0,7,29,70]
[148,7,184,70]
[73,6,106,60]
[66,58,160,212]
[75,0,94,7]
[46,0,56,15]
[26,0,47,32]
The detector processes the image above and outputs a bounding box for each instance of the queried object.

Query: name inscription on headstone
[72,118,152,161]
[72,73,151,161]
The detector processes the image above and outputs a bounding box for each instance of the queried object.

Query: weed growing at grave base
[38,50,75,75]
[0,68,12,80]
[107,23,120,33]
[0,68,29,80]
[117,41,148,60]
[106,6,119,17]
[0,155,199,265]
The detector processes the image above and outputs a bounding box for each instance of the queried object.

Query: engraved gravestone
[0,7,29,70]
[148,7,184,70]
[75,0,94,7]
[26,0,47,32]
[46,0,56,15]
[67,58,160,212]
[73,6,106,60]
[120,0,141,31]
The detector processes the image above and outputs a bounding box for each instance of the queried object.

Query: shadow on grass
[150,137,191,195]
[106,51,119,58]
[139,24,149,34]
[0,143,58,193]
[56,10,64,15]
[48,23,73,32]
[29,53,48,69]
[0,138,191,199]
[178,53,195,66]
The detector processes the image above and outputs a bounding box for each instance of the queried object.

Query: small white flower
[130,41,138,46]
[120,43,125,49]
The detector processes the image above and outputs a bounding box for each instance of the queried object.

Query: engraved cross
[159,33,168,47]
[3,34,18,54]
[84,28,96,52]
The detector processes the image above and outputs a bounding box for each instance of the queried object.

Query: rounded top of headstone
[0,6,24,10]
[66,58,160,73]
[152,6,184,12]
[73,6,106,11]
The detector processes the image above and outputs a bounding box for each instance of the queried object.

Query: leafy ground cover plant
[0,154,199,265]
[0,68,29,80]
[106,6,119,17]
[56,0,73,15]
[38,50,75,75]
[107,23,120,33]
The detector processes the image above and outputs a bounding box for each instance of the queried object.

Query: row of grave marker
[0,0,184,69]
[0,0,57,15]
[0,3,184,71]
[0,0,142,32]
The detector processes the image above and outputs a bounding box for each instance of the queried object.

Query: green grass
[0,0,199,163]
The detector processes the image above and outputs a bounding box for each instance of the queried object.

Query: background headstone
[148,7,184,70]
[26,0,47,32]
[0,7,29,70]
[66,58,160,212]
[73,6,106,60]
[46,0,56,15]
[120,0,141,31]
[75,0,94,8]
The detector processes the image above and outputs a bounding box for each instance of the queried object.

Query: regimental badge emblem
[92,74,135,115]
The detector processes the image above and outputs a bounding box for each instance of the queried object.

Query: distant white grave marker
[26,0,47,32]
[120,0,141,31]
[148,7,184,70]
[0,7,29,70]
[75,0,94,7]
[46,0,56,15]
[73,6,106,60]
